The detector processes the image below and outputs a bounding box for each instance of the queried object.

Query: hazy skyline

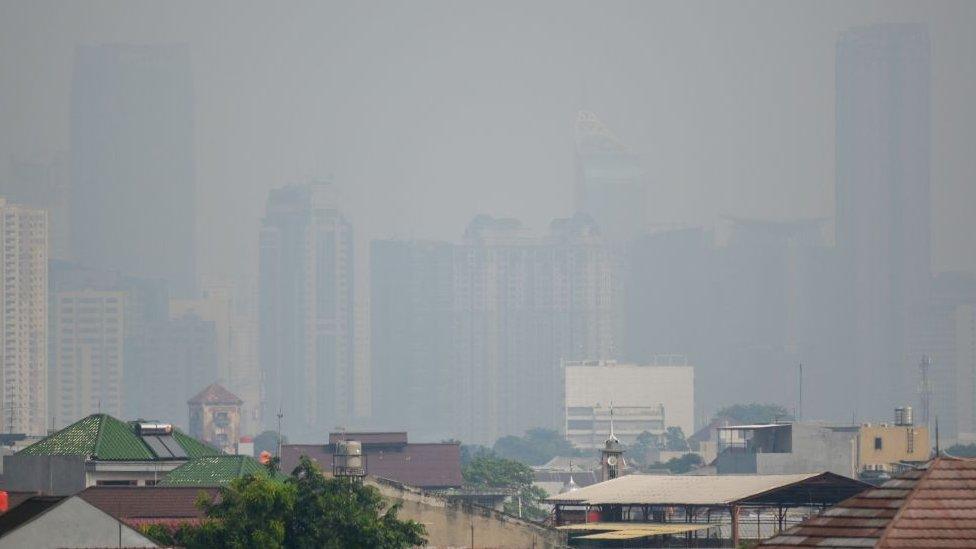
[2,1,975,284]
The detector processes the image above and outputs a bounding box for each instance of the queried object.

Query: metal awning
[559,522,717,537]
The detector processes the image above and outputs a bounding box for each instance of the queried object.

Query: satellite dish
[607,456,618,466]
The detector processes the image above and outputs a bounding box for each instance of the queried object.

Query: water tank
[895,406,914,426]
[334,440,365,477]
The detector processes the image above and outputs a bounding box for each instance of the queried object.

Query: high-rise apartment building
[70,44,196,297]
[574,111,646,244]
[259,183,354,440]
[454,214,615,445]
[836,24,931,418]
[50,290,125,427]
[0,198,48,434]
[2,154,70,261]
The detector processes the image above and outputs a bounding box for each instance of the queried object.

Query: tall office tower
[50,290,125,427]
[129,311,218,429]
[574,111,646,244]
[3,154,70,260]
[0,198,48,434]
[259,183,354,440]
[453,214,615,445]
[370,239,455,439]
[836,24,931,417]
[70,44,196,297]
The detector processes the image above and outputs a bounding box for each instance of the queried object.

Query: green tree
[463,449,548,521]
[253,430,286,457]
[662,453,703,474]
[715,403,792,425]
[492,428,580,465]
[141,457,426,549]
[663,426,690,451]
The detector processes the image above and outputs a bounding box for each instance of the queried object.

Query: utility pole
[276,408,284,458]
[798,363,803,422]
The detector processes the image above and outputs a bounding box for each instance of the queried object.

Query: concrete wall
[859,425,930,469]
[716,424,857,477]
[1,455,87,495]
[0,496,158,548]
[371,478,566,548]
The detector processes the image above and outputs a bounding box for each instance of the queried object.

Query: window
[874,437,883,450]
[96,480,137,486]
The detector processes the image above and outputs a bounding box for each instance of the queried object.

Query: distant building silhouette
[188,383,242,454]
[574,111,646,244]
[2,154,70,261]
[70,44,196,297]
[259,182,354,440]
[0,198,48,435]
[836,24,931,418]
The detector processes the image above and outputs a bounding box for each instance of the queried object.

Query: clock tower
[600,404,625,482]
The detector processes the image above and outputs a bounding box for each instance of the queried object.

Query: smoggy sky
[2,0,975,283]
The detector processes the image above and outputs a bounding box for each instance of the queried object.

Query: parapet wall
[370,477,567,549]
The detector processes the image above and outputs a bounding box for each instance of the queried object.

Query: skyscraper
[70,44,196,297]
[575,111,646,244]
[836,24,931,418]
[0,198,48,434]
[2,154,70,261]
[259,183,354,440]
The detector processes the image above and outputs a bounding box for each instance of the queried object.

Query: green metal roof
[17,414,222,461]
[160,455,283,486]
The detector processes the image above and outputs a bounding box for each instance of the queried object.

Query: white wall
[0,497,158,548]
[565,364,694,436]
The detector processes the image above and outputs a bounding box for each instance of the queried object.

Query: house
[76,485,218,529]
[760,456,976,548]
[281,431,463,489]
[0,494,160,548]
[1,414,222,494]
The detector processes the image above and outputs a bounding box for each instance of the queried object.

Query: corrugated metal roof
[547,472,832,505]
[760,456,976,549]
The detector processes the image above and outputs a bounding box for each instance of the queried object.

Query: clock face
[607,456,618,466]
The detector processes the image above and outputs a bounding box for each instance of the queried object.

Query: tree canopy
[715,403,792,424]
[253,430,286,458]
[663,426,690,451]
[492,428,580,465]
[462,449,548,521]
[142,457,426,549]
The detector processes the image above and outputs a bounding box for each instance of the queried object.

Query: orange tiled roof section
[761,456,976,549]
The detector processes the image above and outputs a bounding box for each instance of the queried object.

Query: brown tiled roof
[1,491,41,513]
[761,456,976,549]
[282,441,463,489]
[78,486,219,520]
[187,383,242,405]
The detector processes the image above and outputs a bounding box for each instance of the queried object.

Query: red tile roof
[761,456,976,549]
[77,486,219,520]
[187,383,242,405]
[282,441,463,489]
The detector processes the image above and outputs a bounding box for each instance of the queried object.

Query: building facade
[259,183,354,440]
[0,198,48,435]
[187,383,242,454]
[563,359,694,450]
[50,290,125,427]
[2,154,70,261]
[836,24,931,419]
[70,44,196,297]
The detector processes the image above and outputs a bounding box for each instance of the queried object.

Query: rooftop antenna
[919,356,932,428]
[935,415,940,457]
[608,401,617,442]
[797,363,803,422]
[275,408,284,458]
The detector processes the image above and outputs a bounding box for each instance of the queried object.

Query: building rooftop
[760,456,976,548]
[160,455,281,486]
[16,414,221,461]
[187,383,242,406]
[78,486,218,523]
[547,472,869,507]
[0,496,66,538]
[282,440,463,489]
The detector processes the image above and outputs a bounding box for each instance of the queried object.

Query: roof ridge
[92,414,108,458]
[874,458,938,548]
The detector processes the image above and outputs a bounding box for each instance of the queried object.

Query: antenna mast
[918,356,932,428]
[798,363,803,422]
[275,408,284,458]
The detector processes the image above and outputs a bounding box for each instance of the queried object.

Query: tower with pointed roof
[187,383,242,454]
[600,404,625,482]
